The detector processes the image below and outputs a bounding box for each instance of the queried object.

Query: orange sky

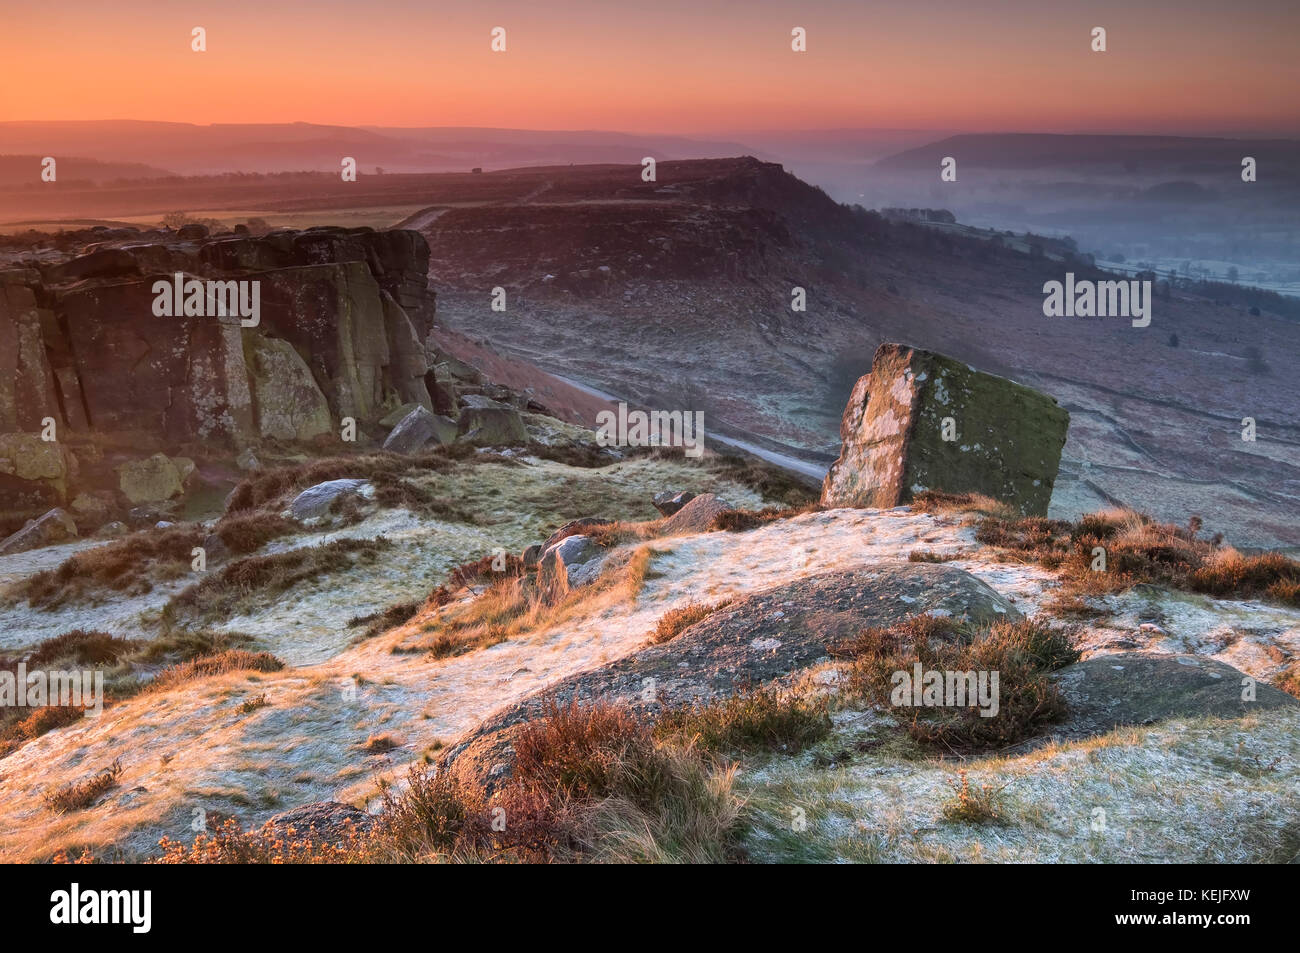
[2,0,1297,134]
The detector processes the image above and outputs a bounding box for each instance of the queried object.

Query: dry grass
[10,525,205,608]
[147,649,284,693]
[839,613,1079,752]
[651,599,733,644]
[911,491,1017,520]
[1276,663,1300,700]
[210,513,297,555]
[361,734,402,754]
[349,601,422,640]
[20,629,137,667]
[712,503,820,533]
[44,760,122,813]
[940,770,1008,825]
[966,506,1300,607]
[907,549,960,563]
[655,685,832,754]
[167,537,393,621]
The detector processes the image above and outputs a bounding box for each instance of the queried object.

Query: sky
[2,0,1298,136]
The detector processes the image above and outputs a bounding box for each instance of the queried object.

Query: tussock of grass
[651,599,733,644]
[940,770,1008,825]
[712,503,820,532]
[211,513,297,555]
[168,537,393,621]
[349,601,421,640]
[44,760,122,813]
[912,491,1016,520]
[908,549,959,563]
[840,614,1079,752]
[973,507,1300,607]
[11,525,205,608]
[21,630,137,667]
[361,734,401,754]
[148,650,284,693]
[655,686,832,754]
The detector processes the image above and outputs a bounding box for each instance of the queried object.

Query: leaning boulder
[382,405,457,454]
[0,507,77,555]
[821,343,1069,517]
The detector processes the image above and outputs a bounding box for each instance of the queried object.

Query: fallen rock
[116,453,187,504]
[382,405,457,454]
[263,801,375,844]
[541,517,612,552]
[443,563,1018,791]
[0,433,73,505]
[652,490,696,516]
[1051,652,1298,741]
[537,535,609,596]
[659,493,732,536]
[0,507,77,555]
[289,478,373,522]
[457,399,529,446]
[821,343,1069,517]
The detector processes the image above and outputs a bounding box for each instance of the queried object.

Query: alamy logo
[1042,272,1151,327]
[890,663,1000,718]
[152,273,260,327]
[50,883,151,933]
[595,402,705,458]
[0,664,103,715]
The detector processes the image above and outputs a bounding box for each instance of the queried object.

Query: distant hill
[0,154,173,187]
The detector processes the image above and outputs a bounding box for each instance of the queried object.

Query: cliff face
[0,224,435,447]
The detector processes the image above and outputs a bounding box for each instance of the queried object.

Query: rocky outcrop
[652,490,695,516]
[289,479,374,522]
[821,343,1069,517]
[659,493,732,536]
[456,396,528,445]
[443,563,1018,792]
[0,225,436,449]
[537,535,609,596]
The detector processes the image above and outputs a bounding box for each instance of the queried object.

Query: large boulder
[0,284,62,433]
[659,493,732,536]
[443,563,1019,792]
[382,405,457,454]
[0,507,77,555]
[246,335,334,442]
[1051,652,1298,741]
[116,454,190,504]
[457,397,528,445]
[821,343,1069,517]
[0,433,74,505]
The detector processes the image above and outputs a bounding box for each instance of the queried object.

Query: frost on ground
[1,491,1297,862]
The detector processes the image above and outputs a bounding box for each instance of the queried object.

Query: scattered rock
[236,447,261,472]
[263,801,375,844]
[289,478,374,522]
[652,490,696,516]
[537,534,609,596]
[659,493,732,536]
[382,405,457,454]
[1052,652,1298,741]
[0,507,77,555]
[821,342,1069,517]
[97,520,128,538]
[541,517,612,552]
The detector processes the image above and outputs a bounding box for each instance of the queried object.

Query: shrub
[941,771,1008,825]
[652,599,732,643]
[655,685,832,754]
[44,760,122,813]
[149,650,284,692]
